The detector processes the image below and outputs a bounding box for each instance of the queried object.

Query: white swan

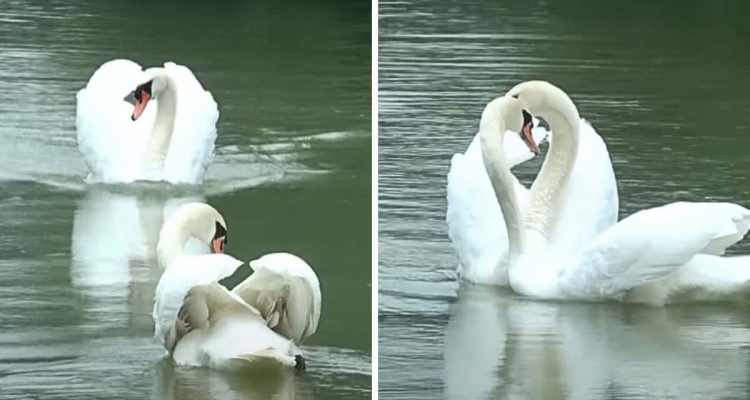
[152,203,321,369]
[447,115,549,285]
[447,84,618,286]
[76,59,218,184]
[481,85,750,303]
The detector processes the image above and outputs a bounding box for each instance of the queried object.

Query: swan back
[152,253,244,350]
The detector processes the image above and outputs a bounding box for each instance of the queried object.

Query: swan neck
[480,118,525,262]
[143,76,177,172]
[525,108,579,248]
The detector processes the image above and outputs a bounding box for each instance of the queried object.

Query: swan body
[483,81,750,304]
[152,203,320,369]
[76,59,218,184]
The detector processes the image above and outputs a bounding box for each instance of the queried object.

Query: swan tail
[701,210,750,255]
[637,255,750,304]
[230,348,297,368]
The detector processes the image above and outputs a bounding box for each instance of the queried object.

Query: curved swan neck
[156,212,191,268]
[143,73,178,173]
[156,203,227,268]
[479,99,525,261]
[523,87,580,248]
[156,222,189,268]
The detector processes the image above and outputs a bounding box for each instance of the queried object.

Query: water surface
[379,1,750,398]
[0,1,371,399]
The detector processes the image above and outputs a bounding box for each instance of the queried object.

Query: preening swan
[447,82,618,286]
[152,203,321,369]
[484,82,750,303]
[76,59,218,184]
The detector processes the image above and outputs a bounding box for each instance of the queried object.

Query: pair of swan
[447,93,618,285]
[76,59,218,184]
[448,81,750,304]
[153,202,321,369]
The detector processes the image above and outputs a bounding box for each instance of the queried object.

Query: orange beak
[521,123,540,155]
[131,90,151,121]
[211,237,226,254]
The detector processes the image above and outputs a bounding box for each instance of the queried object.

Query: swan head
[158,202,229,260]
[126,68,169,121]
[479,95,537,156]
[479,96,529,148]
[506,80,580,134]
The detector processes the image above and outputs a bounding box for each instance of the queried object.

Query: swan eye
[134,80,153,101]
[214,221,228,244]
[511,94,519,99]
[522,110,533,126]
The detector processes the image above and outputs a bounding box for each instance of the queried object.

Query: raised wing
[75,59,155,183]
[232,253,321,343]
[558,202,750,299]
[162,62,218,184]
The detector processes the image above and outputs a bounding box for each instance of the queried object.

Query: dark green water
[0,1,371,399]
[379,0,750,399]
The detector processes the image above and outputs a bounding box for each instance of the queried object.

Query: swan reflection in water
[444,285,750,400]
[70,185,206,332]
[151,358,297,400]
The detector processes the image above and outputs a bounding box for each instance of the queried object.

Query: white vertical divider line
[371,0,380,397]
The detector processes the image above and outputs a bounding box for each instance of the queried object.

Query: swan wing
[174,283,261,344]
[161,62,219,184]
[446,130,538,285]
[232,253,321,343]
[172,283,298,369]
[548,119,618,253]
[152,253,244,350]
[75,59,155,183]
[558,202,750,298]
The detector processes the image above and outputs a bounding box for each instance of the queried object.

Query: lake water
[378,0,750,399]
[0,1,371,399]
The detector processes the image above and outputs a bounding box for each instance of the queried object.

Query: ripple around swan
[0,127,369,196]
